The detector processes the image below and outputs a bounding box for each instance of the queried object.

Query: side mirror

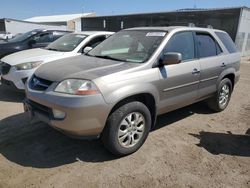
[161,52,182,66]
[29,39,36,46]
[83,46,93,54]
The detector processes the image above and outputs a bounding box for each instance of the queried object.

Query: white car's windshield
[45,34,87,52]
[88,30,167,63]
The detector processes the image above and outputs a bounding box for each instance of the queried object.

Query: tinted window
[196,33,219,58]
[164,32,195,61]
[86,35,107,48]
[33,33,53,43]
[215,32,237,53]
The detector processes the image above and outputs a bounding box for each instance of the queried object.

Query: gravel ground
[0,63,249,188]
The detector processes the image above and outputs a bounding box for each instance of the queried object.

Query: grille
[1,63,11,75]
[27,99,52,117]
[29,75,53,91]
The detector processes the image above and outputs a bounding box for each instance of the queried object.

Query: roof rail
[207,25,213,29]
[188,23,195,27]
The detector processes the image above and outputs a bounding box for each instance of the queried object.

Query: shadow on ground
[190,130,250,157]
[0,113,118,168]
[0,101,215,168]
[0,84,25,102]
[153,102,214,131]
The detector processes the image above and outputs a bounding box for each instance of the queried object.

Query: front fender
[102,83,160,107]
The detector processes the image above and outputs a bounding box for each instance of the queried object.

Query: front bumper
[2,67,33,90]
[25,88,112,137]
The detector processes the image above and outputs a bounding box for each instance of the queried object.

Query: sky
[0,0,250,20]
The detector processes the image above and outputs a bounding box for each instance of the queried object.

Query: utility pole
[194,0,197,9]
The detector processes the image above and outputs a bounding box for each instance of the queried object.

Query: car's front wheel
[101,101,151,156]
[207,78,233,112]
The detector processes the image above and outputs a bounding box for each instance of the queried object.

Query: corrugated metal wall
[81,8,250,55]
[81,8,241,40]
[0,19,6,32]
[236,8,250,56]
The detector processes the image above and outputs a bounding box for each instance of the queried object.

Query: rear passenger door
[157,31,200,113]
[195,32,224,99]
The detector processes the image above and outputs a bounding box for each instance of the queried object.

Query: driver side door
[157,31,201,114]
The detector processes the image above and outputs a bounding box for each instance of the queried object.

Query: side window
[215,32,237,53]
[164,31,195,61]
[86,35,107,48]
[196,33,220,58]
[33,33,53,43]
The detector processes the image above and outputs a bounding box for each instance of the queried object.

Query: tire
[101,101,151,156]
[207,78,232,112]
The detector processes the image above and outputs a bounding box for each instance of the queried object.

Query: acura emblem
[33,77,40,87]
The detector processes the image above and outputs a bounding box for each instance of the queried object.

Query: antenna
[194,0,197,9]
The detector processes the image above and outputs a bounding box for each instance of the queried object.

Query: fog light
[52,109,66,119]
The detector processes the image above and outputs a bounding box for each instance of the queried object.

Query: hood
[1,48,64,66]
[35,55,140,81]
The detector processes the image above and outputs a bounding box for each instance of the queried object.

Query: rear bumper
[235,71,240,85]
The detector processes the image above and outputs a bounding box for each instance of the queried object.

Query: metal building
[81,7,250,56]
[25,13,96,31]
[0,18,67,35]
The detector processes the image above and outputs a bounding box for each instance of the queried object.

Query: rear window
[215,32,237,53]
[196,33,218,58]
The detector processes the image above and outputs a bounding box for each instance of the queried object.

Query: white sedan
[0,32,13,40]
[0,31,114,90]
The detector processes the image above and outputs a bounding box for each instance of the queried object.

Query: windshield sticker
[146,32,166,37]
[76,35,86,38]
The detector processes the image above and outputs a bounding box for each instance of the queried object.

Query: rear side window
[86,35,107,48]
[196,33,221,58]
[164,31,195,61]
[215,32,237,53]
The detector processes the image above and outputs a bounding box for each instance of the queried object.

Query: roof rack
[188,23,195,27]
[207,25,213,29]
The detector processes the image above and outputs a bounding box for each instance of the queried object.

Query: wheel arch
[107,93,157,130]
[217,68,236,91]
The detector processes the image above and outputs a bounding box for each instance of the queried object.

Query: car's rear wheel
[207,78,232,112]
[101,101,151,156]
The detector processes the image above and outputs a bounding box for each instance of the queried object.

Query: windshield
[45,34,87,52]
[88,30,166,63]
[8,30,38,42]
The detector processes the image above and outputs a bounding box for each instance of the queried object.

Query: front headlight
[54,79,99,95]
[15,61,43,70]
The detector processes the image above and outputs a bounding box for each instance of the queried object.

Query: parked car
[0,29,70,59]
[0,31,114,90]
[0,31,13,40]
[24,26,240,156]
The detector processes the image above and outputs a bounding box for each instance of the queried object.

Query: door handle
[192,68,200,75]
[221,62,226,68]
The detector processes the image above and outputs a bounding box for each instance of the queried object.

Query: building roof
[25,13,96,23]
[82,6,249,19]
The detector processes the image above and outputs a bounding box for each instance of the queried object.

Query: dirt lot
[0,63,249,188]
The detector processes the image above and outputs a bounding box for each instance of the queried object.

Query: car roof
[31,29,71,33]
[125,26,225,33]
[72,31,114,36]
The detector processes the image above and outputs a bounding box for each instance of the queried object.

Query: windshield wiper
[91,55,127,62]
[46,48,59,51]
